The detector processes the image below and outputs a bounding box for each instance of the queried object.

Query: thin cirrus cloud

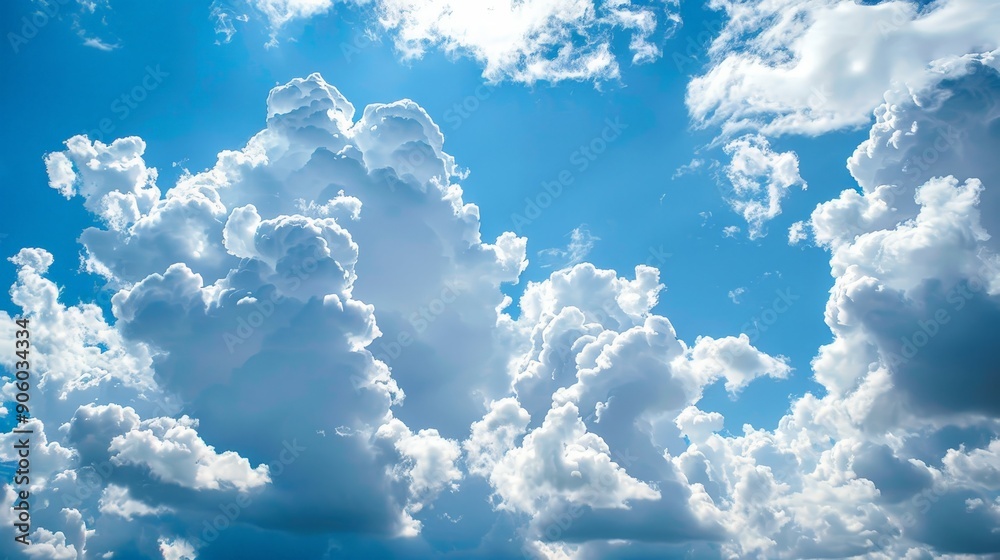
[537,225,600,268]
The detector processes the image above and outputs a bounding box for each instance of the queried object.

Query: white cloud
[82,36,119,50]
[489,401,661,513]
[242,0,680,79]
[688,0,1000,136]
[109,414,272,492]
[675,406,724,445]
[252,0,333,43]
[722,134,806,238]
[538,225,600,268]
[672,158,705,179]
[711,50,1000,557]
[727,287,745,304]
[464,397,531,477]
[471,262,787,553]
[676,333,791,393]
[99,484,174,520]
[375,417,463,530]
[158,537,197,560]
[371,0,679,83]
[944,440,1000,490]
[787,220,807,245]
[211,1,249,44]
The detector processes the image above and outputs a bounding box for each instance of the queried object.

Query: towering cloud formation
[4,73,527,558]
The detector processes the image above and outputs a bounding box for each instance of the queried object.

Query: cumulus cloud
[470,262,788,556]
[722,134,806,238]
[109,414,272,492]
[375,417,463,531]
[158,536,197,560]
[787,220,807,245]
[3,72,528,558]
[724,50,1000,558]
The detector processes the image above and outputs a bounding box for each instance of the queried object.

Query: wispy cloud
[538,225,599,268]
[81,36,119,51]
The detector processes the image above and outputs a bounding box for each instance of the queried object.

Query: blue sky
[1,0,999,558]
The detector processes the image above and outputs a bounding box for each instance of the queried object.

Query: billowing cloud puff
[109,414,272,492]
[469,262,789,557]
[100,483,174,521]
[721,134,806,238]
